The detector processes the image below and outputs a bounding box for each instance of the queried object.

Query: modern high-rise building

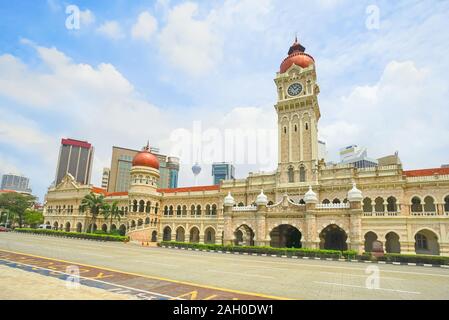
[212,162,235,185]
[55,138,94,186]
[101,168,110,189]
[0,173,32,193]
[338,145,378,168]
[107,146,179,192]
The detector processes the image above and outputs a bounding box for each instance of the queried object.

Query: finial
[143,140,150,151]
[295,33,298,43]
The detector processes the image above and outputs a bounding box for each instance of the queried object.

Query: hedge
[377,253,449,265]
[159,241,357,259]
[15,228,129,242]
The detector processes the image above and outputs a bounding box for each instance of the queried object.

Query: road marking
[0,248,289,300]
[314,281,421,295]
[318,271,405,281]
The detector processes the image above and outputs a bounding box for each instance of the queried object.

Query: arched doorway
[320,224,348,251]
[385,232,401,253]
[53,221,59,230]
[163,226,172,241]
[110,224,117,232]
[101,224,107,232]
[415,229,440,255]
[151,231,157,242]
[234,225,255,246]
[176,227,185,242]
[119,224,126,236]
[204,227,216,244]
[364,231,378,252]
[189,227,200,243]
[76,222,82,233]
[270,225,302,248]
[65,222,71,232]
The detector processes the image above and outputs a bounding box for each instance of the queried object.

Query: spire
[288,36,305,55]
[143,140,150,151]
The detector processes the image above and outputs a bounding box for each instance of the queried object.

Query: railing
[232,206,257,212]
[411,212,437,216]
[407,174,449,182]
[363,211,400,217]
[316,203,349,209]
[163,214,218,219]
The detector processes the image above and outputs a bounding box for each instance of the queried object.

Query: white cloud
[80,9,95,27]
[96,21,125,40]
[158,2,222,77]
[132,11,158,42]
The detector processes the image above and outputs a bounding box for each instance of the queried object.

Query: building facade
[107,146,179,192]
[43,39,449,256]
[55,138,94,186]
[1,173,32,194]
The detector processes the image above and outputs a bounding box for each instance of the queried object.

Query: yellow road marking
[0,249,292,300]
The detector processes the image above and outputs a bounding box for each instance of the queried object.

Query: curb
[158,245,449,269]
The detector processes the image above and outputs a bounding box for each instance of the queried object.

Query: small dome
[132,143,159,169]
[255,189,268,206]
[347,183,363,202]
[304,186,318,204]
[224,192,235,207]
[280,38,314,73]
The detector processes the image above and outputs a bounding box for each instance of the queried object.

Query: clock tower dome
[274,38,321,185]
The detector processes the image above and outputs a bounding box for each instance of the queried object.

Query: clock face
[287,83,303,96]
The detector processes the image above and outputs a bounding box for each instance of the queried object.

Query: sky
[0,0,448,202]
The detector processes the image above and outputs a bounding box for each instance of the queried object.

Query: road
[1,232,449,300]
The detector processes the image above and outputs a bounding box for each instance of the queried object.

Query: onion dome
[224,192,235,207]
[132,142,160,169]
[255,189,268,206]
[304,186,318,204]
[347,183,363,202]
[280,37,315,73]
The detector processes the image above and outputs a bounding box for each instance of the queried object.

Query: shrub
[15,228,129,242]
[381,253,449,265]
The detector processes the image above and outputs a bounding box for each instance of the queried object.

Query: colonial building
[43,39,449,256]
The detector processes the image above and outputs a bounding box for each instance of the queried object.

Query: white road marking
[314,281,421,295]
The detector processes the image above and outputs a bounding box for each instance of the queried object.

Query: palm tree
[102,201,123,232]
[80,192,107,233]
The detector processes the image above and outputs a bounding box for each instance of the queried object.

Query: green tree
[24,210,44,228]
[0,193,36,228]
[80,192,107,233]
[103,201,123,232]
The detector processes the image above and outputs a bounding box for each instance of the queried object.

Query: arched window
[416,233,428,250]
[363,198,372,212]
[288,167,294,183]
[169,205,174,216]
[196,205,202,216]
[154,203,159,214]
[294,124,297,132]
[387,197,397,212]
[182,205,187,216]
[332,198,341,204]
[374,197,384,212]
[445,196,449,213]
[211,204,217,215]
[176,205,181,216]
[139,200,145,212]
[238,202,244,207]
[424,196,436,212]
[411,197,423,212]
[299,199,305,204]
[322,199,330,204]
[163,206,168,216]
[305,123,309,130]
[191,205,196,216]
[146,201,151,213]
[268,201,274,206]
[284,127,287,134]
[206,204,211,215]
[133,200,138,212]
[299,166,306,182]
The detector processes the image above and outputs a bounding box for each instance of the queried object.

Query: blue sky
[0,0,448,201]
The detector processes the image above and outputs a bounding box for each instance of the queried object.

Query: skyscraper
[212,163,235,185]
[55,138,94,186]
[0,173,32,193]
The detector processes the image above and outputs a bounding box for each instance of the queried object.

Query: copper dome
[132,143,160,170]
[280,38,314,73]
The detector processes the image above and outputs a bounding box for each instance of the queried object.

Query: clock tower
[274,38,321,185]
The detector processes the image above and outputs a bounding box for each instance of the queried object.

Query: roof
[0,189,17,194]
[62,138,92,149]
[90,187,128,197]
[404,168,449,177]
[158,185,220,193]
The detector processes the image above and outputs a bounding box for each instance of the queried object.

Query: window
[288,167,294,183]
[164,206,168,216]
[177,205,181,216]
[294,125,297,132]
[299,166,306,182]
[411,197,422,212]
[139,200,145,212]
[416,234,427,250]
[133,200,138,212]
[284,127,287,134]
[305,123,309,130]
